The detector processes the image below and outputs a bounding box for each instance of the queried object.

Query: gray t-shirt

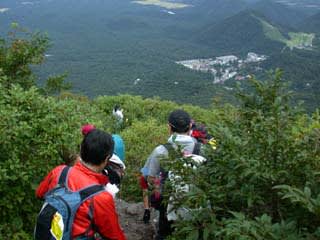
[141,134,197,177]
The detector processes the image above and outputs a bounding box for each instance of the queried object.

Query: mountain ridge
[299,11,320,33]
[249,0,308,28]
[194,10,285,55]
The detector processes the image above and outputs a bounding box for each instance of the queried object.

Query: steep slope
[195,11,285,55]
[1,0,229,106]
[299,12,320,33]
[249,0,308,28]
[269,0,320,16]
[1,0,319,110]
[262,49,320,111]
[176,0,248,25]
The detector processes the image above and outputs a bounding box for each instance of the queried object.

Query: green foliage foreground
[0,70,319,239]
[0,76,219,239]
[0,28,319,239]
[166,71,320,240]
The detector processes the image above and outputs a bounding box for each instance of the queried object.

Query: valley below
[0,0,319,110]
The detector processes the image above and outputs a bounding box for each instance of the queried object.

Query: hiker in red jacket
[36,129,126,240]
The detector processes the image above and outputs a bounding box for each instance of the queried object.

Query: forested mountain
[1,5,320,239]
[1,38,320,238]
[176,0,248,24]
[0,0,319,111]
[194,11,285,55]
[261,50,320,106]
[300,12,320,33]
[0,0,228,105]
[249,0,308,27]
[269,0,320,15]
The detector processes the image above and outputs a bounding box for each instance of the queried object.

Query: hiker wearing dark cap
[140,109,203,239]
[81,124,126,186]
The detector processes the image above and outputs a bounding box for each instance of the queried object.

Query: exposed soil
[115,199,157,240]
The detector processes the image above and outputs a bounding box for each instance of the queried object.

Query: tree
[169,69,320,239]
[0,23,71,94]
[42,72,72,96]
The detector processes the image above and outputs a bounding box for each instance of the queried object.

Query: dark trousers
[158,202,173,238]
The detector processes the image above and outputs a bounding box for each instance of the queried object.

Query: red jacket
[36,161,126,240]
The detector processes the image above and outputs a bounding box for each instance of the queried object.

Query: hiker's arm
[139,176,149,209]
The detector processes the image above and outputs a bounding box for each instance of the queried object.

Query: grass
[257,17,287,43]
[286,32,315,50]
[255,15,315,50]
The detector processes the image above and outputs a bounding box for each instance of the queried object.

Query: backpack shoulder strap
[192,142,201,155]
[163,142,201,155]
[162,143,174,152]
[79,185,105,202]
[162,143,177,160]
[58,166,71,187]
[57,166,104,200]
[76,185,106,239]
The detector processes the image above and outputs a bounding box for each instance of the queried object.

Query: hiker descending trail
[113,105,124,123]
[113,105,125,132]
[34,129,126,240]
[140,109,207,240]
[34,113,214,240]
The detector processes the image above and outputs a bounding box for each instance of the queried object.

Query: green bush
[0,82,112,238]
[120,118,168,201]
[168,70,320,239]
[0,79,221,238]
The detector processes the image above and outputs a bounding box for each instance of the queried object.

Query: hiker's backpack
[112,134,125,162]
[191,123,210,143]
[191,123,217,149]
[148,142,205,209]
[162,142,207,221]
[34,166,105,240]
[161,141,202,179]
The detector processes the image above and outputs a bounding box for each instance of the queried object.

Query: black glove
[143,209,150,224]
[105,165,121,186]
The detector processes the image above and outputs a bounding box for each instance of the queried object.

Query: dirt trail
[116,199,156,240]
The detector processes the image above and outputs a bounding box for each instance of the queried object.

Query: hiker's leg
[140,176,151,223]
[157,203,171,238]
[143,189,149,209]
[140,176,149,209]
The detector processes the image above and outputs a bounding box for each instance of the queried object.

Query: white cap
[109,154,126,169]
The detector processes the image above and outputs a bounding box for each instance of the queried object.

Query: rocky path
[115,199,156,240]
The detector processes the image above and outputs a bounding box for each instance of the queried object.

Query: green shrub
[0,84,110,239]
[168,70,320,239]
[120,118,168,201]
[1,27,319,239]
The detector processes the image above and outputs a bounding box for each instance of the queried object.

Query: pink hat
[81,124,96,136]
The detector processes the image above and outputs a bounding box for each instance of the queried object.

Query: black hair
[114,105,120,111]
[168,109,191,133]
[80,129,114,165]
